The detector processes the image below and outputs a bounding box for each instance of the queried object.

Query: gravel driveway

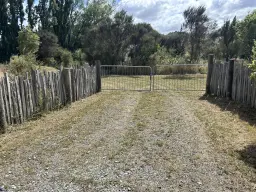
[0,91,255,191]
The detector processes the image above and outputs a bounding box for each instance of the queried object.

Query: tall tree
[163,32,188,55]
[236,10,256,59]
[26,0,37,29]
[36,0,52,30]
[0,0,9,62]
[220,17,237,61]
[51,0,83,48]
[183,6,209,62]
[129,23,160,66]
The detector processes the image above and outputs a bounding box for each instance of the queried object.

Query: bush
[73,49,86,66]
[42,57,57,67]
[249,40,256,79]
[18,27,40,55]
[55,48,73,67]
[9,54,37,76]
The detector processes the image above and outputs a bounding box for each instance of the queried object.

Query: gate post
[95,60,101,93]
[206,54,214,94]
[227,59,235,98]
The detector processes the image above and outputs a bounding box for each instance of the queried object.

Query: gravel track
[0,91,255,191]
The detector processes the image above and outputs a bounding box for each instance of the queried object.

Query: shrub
[73,49,86,66]
[55,48,73,67]
[42,57,57,67]
[249,40,256,78]
[9,54,37,76]
[18,27,40,55]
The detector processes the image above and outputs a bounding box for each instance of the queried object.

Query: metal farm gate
[153,64,207,91]
[101,65,152,91]
[101,64,207,91]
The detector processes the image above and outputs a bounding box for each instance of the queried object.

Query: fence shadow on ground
[200,95,256,169]
[236,144,256,169]
[199,95,256,126]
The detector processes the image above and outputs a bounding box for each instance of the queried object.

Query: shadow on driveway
[199,95,256,127]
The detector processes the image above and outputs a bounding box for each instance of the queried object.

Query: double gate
[101,65,207,91]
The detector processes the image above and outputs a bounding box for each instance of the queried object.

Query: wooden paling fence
[209,62,230,97]
[207,55,256,108]
[0,64,101,133]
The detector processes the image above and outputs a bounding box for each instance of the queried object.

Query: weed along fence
[0,62,101,134]
[206,54,256,107]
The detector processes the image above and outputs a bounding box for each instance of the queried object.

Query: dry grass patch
[176,91,256,183]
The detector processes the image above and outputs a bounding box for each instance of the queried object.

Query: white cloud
[117,0,256,34]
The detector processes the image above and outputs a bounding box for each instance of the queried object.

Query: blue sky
[116,0,256,34]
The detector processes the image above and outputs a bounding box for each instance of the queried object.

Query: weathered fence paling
[0,64,98,132]
[208,55,256,108]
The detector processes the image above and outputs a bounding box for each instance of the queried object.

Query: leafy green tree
[26,0,37,29]
[220,17,237,61]
[163,32,188,55]
[183,6,209,62]
[236,10,256,59]
[18,27,40,55]
[38,30,59,61]
[0,0,9,62]
[51,0,84,48]
[248,40,256,78]
[35,0,52,30]
[0,0,25,62]
[83,7,133,66]
[129,23,160,66]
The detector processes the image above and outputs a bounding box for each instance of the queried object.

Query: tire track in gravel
[0,91,142,192]
[1,91,255,192]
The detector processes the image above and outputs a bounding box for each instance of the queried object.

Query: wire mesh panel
[101,65,152,91]
[153,64,207,91]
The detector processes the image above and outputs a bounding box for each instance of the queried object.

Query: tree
[81,0,113,63]
[220,17,237,61]
[35,0,52,30]
[0,0,9,62]
[163,32,188,55]
[38,30,59,60]
[129,23,160,66]
[183,6,209,62]
[236,10,256,59]
[82,3,134,66]
[18,27,40,55]
[26,0,37,29]
[0,0,25,62]
[51,0,84,48]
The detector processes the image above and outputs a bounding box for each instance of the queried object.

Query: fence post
[0,85,7,134]
[62,68,72,104]
[206,54,214,94]
[227,59,235,98]
[95,60,101,93]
